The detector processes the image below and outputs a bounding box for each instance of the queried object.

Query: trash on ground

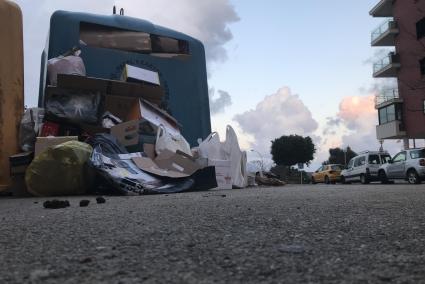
[5,21,279,197]
[43,199,70,209]
[79,200,90,207]
[26,141,93,197]
[96,196,106,204]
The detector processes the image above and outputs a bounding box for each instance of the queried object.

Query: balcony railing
[369,0,394,17]
[371,19,398,45]
[373,52,400,77]
[374,88,400,107]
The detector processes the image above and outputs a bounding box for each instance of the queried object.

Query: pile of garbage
[9,50,251,197]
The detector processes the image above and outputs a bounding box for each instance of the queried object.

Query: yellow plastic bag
[25,141,93,196]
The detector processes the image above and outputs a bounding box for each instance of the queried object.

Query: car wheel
[379,170,388,184]
[407,170,420,184]
[311,177,316,184]
[360,174,369,184]
[324,176,330,184]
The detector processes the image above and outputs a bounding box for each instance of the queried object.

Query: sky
[12,0,424,170]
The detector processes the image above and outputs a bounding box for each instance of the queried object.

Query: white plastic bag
[222,125,247,188]
[47,54,86,86]
[197,126,248,188]
[19,108,45,152]
[155,125,192,156]
[197,132,224,160]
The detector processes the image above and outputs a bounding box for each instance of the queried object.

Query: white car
[340,151,392,184]
[378,148,425,184]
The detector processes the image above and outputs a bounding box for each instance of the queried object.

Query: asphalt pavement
[1,183,425,283]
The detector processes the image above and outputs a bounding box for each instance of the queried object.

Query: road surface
[1,183,425,283]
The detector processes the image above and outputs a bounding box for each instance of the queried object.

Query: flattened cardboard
[143,143,156,159]
[132,157,188,178]
[35,136,78,156]
[56,74,163,105]
[132,149,200,178]
[122,64,160,85]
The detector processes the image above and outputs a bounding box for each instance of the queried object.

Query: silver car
[378,148,425,184]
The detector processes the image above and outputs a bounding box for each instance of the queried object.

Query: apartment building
[370,0,425,148]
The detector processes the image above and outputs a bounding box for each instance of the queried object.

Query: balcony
[376,120,406,139]
[374,88,402,108]
[371,19,398,46]
[373,52,400,77]
[369,0,394,17]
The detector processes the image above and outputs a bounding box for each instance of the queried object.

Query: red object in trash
[40,121,60,137]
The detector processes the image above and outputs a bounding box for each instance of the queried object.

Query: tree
[323,146,357,166]
[270,135,316,167]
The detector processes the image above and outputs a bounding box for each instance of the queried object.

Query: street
[1,183,425,283]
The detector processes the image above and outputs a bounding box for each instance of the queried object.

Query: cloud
[12,0,239,106]
[322,94,402,156]
[209,88,232,115]
[234,87,319,156]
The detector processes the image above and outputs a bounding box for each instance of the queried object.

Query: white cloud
[321,94,403,157]
[234,87,319,157]
[11,0,239,106]
[209,88,232,115]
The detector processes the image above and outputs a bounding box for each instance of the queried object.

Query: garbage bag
[47,53,86,86]
[25,141,94,197]
[197,126,248,188]
[197,132,224,160]
[90,146,197,195]
[45,90,100,124]
[19,108,45,152]
[222,125,248,188]
[86,133,128,157]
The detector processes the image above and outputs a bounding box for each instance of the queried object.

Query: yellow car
[311,164,344,184]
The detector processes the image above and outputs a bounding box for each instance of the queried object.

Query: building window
[420,58,425,75]
[417,17,425,39]
[378,103,403,125]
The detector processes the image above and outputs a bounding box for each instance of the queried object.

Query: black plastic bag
[86,133,128,157]
[45,90,100,124]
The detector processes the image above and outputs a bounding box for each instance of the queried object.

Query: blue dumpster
[39,10,211,146]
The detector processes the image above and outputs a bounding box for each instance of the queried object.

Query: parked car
[378,148,425,184]
[340,151,392,184]
[311,164,344,184]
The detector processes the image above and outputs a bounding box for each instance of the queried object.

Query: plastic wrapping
[45,90,100,124]
[19,108,45,152]
[85,133,128,157]
[90,146,195,195]
[25,141,93,196]
[47,54,86,86]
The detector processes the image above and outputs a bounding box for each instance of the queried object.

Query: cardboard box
[57,74,164,105]
[121,64,160,85]
[34,136,78,156]
[128,99,181,135]
[208,159,232,190]
[132,149,200,178]
[110,119,156,152]
[111,120,140,147]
